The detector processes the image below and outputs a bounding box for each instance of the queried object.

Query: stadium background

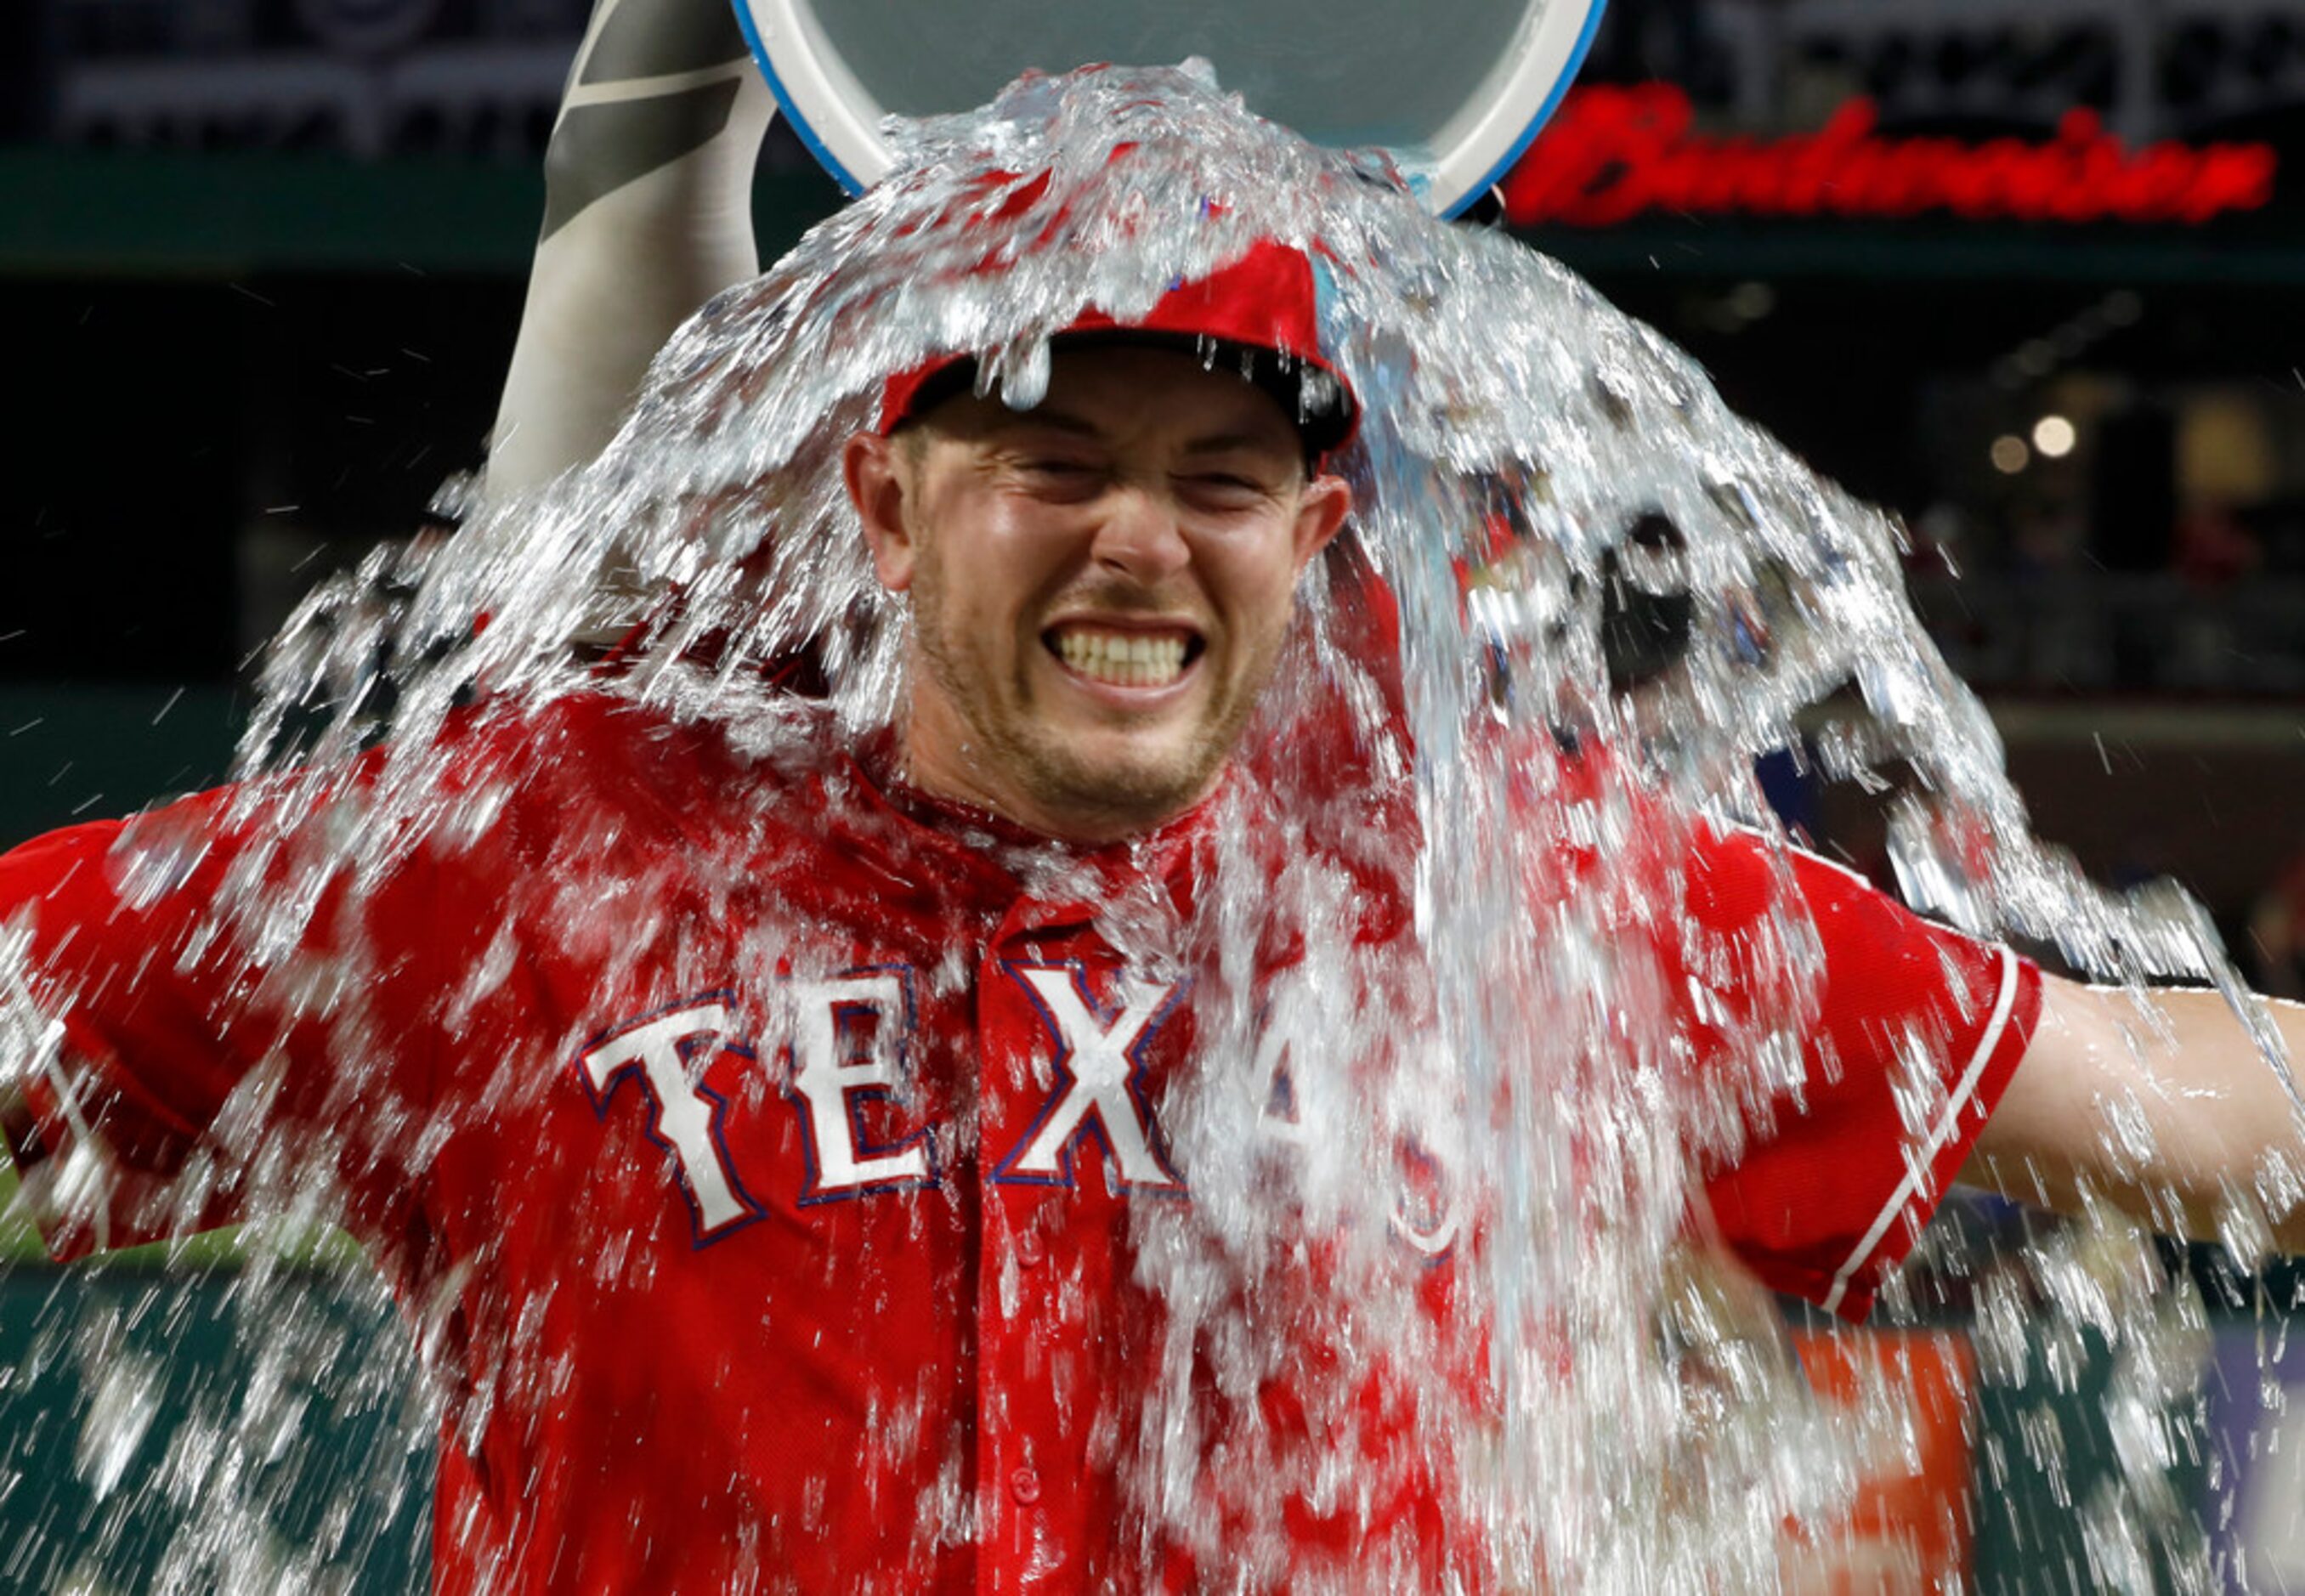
[3,1,2303,1587]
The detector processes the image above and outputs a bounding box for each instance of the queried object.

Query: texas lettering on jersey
[570,964,1459,1254]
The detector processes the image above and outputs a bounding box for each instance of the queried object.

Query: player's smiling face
[846,345,1351,843]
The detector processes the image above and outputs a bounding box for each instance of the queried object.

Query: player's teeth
[1052,629,1187,687]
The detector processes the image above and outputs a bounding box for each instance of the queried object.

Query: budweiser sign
[1503,84,2278,228]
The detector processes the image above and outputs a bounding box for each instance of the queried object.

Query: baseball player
[6,12,2305,1596]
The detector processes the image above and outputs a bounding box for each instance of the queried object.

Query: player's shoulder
[1522,732,1891,926]
[430,683,841,829]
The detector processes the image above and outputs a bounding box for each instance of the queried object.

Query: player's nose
[1088,484,1192,584]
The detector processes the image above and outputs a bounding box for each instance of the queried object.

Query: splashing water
[6,59,2299,1592]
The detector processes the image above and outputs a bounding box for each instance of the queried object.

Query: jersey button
[1016,1231,1045,1267]
[1010,1466,1042,1505]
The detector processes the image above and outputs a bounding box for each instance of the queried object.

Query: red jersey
[0,689,2039,1592]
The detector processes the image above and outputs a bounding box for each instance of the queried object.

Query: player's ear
[1289,471,1352,575]
[845,430,919,593]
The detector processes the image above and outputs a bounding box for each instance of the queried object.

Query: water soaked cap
[876,239,1360,460]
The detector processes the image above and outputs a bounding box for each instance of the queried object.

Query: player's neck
[892,706,1218,850]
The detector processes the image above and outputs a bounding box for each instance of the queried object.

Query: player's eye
[1179,473,1270,510]
[1005,453,1105,498]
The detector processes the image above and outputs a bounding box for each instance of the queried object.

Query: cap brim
[897,329,1356,460]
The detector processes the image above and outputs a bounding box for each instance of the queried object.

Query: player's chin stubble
[907,552,1273,833]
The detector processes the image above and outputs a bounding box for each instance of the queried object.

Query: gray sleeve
[485,0,777,499]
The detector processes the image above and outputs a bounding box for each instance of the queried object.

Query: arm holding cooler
[488,0,773,498]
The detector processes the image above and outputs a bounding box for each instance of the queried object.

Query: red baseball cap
[876,239,1360,460]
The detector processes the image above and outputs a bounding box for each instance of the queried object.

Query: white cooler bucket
[732,0,1606,218]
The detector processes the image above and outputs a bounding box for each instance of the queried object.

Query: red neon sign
[1503,84,2277,228]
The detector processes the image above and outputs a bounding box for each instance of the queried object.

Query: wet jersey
[0,690,2040,1593]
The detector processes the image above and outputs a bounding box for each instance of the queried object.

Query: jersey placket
[972,891,1155,1593]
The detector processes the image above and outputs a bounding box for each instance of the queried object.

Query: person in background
[2251,845,2305,1001]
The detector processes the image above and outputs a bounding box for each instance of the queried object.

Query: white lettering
[1390,1140,1463,1259]
[788,972,932,1198]
[1000,966,1184,1192]
[576,1001,759,1241]
[1254,1017,1308,1146]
